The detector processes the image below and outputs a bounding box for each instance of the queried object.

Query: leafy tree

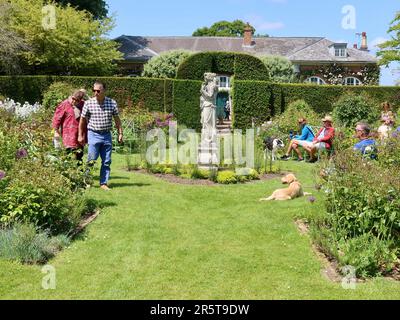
[259,55,295,83]
[377,12,400,69]
[0,1,29,74]
[142,50,192,79]
[53,0,108,19]
[193,20,256,37]
[7,0,122,75]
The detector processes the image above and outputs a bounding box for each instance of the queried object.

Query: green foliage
[377,12,400,69]
[0,1,29,74]
[0,222,70,264]
[172,79,202,130]
[192,20,255,37]
[259,55,296,83]
[0,159,85,233]
[7,0,122,75]
[42,82,77,110]
[142,50,192,79]
[275,99,321,134]
[231,80,271,129]
[337,235,397,278]
[54,0,108,19]
[216,170,237,184]
[176,52,269,81]
[312,148,400,277]
[332,93,380,127]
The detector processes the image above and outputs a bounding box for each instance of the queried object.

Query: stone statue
[200,73,218,142]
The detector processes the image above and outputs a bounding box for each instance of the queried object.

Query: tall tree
[53,0,108,19]
[377,12,400,68]
[193,20,257,37]
[0,1,29,74]
[8,0,122,75]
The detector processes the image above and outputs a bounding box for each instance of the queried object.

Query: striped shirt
[81,97,119,132]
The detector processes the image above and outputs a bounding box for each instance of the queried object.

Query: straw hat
[321,115,333,123]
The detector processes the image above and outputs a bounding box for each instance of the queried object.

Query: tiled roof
[115,35,377,64]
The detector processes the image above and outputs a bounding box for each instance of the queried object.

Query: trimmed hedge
[232,81,400,128]
[0,76,198,128]
[231,79,271,129]
[176,52,269,81]
[0,76,173,113]
[172,80,202,130]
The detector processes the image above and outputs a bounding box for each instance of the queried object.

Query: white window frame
[218,75,230,89]
[343,77,362,86]
[305,76,326,85]
[335,47,346,57]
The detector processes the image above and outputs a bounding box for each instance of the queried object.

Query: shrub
[332,93,380,127]
[42,82,77,110]
[142,50,192,79]
[0,223,70,264]
[0,159,85,233]
[312,149,400,277]
[337,234,397,278]
[259,55,296,83]
[274,99,321,135]
[217,170,237,184]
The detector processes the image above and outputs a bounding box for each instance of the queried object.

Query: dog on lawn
[259,173,311,201]
[263,137,285,161]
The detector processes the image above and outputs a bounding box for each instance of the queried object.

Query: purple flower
[16,148,28,159]
[391,131,399,138]
[0,170,6,180]
[308,196,316,204]
[165,113,174,120]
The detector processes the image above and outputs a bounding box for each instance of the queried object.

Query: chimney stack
[243,23,254,47]
[360,32,368,50]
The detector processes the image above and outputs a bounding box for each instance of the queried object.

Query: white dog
[263,137,285,161]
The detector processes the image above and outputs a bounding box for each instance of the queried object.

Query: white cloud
[370,37,389,49]
[244,14,285,31]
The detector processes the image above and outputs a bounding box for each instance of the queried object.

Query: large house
[115,28,378,86]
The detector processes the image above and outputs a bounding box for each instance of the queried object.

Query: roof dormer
[329,43,347,58]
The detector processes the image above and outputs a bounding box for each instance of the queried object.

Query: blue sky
[107,0,399,85]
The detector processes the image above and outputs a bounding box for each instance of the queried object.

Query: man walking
[78,81,123,191]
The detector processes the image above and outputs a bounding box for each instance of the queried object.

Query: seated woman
[302,115,335,163]
[378,116,395,140]
[281,118,314,161]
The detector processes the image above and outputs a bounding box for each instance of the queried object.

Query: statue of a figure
[200,73,218,142]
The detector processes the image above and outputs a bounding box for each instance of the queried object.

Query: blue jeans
[87,130,112,186]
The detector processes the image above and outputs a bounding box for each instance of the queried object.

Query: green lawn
[1,154,399,299]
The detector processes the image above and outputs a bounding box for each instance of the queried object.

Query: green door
[216,92,229,120]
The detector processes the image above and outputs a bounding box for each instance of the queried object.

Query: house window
[305,77,326,85]
[335,48,346,57]
[343,77,362,86]
[218,76,230,88]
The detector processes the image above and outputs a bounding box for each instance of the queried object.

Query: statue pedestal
[198,129,218,169]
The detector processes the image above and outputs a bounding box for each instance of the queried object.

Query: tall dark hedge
[172,80,202,130]
[176,52,269,81]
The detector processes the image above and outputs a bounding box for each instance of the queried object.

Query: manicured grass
[1,154,400,299]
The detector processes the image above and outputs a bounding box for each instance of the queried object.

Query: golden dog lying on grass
[259,173,311,201]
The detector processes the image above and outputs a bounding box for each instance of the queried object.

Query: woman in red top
[302,115,335,163]
[52,90,87,163]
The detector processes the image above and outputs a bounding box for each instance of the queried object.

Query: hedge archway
[176,51,269,81]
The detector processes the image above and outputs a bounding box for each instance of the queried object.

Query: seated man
[302,115,335,163]
[354,122,376,157]
[281,118,314,161]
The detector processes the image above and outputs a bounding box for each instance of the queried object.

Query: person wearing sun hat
[302,115,335,163]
